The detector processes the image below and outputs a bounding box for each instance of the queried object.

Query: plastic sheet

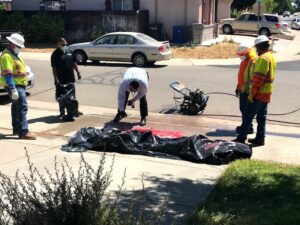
[62,127,252,165]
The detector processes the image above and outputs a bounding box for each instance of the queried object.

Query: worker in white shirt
[113,67,149,126]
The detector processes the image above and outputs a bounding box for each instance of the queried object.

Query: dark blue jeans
[239,93,253,129]
[9,86,29,136]
[238,99,268,142]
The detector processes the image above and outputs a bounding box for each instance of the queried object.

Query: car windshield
[136,34,158,43]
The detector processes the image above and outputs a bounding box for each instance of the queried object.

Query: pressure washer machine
[170,81,209,115]
[57,83,79,120]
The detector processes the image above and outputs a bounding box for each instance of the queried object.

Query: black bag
[62,128,252,165]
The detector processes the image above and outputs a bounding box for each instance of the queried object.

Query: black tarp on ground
[61,127,252,165]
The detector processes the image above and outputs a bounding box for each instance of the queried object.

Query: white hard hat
[236,42,252,56]
[254,35,269,46]
[6,33,25,48]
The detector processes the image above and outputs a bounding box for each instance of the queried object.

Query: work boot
[19,132,36,140]
[248,138,265,147]
[140,117,146,126]
[236,126,254,134]
[232,138,245,144]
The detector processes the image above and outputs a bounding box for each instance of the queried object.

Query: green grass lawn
[188,160,300,225]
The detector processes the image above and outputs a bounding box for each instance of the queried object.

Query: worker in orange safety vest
[235,42,257,135]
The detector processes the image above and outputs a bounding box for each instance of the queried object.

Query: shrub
[0,149,165,225]
[0,12,65,43]
[28,13,65,42]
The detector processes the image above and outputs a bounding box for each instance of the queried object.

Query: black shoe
[113,112,127,122]
[232,138,245,144]
[248,138,265,146]
[75,111,83,117]
[59,112,65,119]
[140,117,146,126]
[236,126,254,134]
[63,115,75,122]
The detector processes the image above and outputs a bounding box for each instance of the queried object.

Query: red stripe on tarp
[131,127,185,138]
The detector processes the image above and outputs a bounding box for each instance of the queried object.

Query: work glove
[11,89,19,101]
[247,93,254,103]
[235,88,240,97]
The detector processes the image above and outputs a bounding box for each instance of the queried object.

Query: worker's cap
[6,33,25,48]
[254,35,270,46]
[236,42,252,56]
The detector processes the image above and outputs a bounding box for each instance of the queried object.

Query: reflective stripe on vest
[0,49,27,86]
[241,61,255,93]
[250,52,275,95]
[258,53,275,94]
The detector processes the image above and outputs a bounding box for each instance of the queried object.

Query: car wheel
[222,25,233,34]
[259,28,271,37]
[132,53,147,67]
[74,50,87,65]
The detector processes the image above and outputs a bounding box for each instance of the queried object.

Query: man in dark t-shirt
[51,37,82,119]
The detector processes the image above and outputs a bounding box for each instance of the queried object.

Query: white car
[67,32,171,67]
[280,21,289,31]
[291,18,300,30]
[0,65,35,96]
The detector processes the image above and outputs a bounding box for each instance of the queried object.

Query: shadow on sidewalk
[103,121,140,131]
[28,115,61,124]
[0,95,11,105]
[206,129,236,137]
[0,133,19,140]
[116,175,215,225]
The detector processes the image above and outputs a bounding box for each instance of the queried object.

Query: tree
[231,0,293,14]
[231,0,256,11]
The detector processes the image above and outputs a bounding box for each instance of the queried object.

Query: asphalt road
[7,59,299,125]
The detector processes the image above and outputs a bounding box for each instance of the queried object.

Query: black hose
[205,92,300,116]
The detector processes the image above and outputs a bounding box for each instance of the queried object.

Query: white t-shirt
[118,67,149,111]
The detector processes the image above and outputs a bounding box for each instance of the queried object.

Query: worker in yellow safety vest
[234,35,276,146]
[0,33,36,140]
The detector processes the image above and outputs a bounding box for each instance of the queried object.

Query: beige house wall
[217,0,233,22]
[140,0,202,40]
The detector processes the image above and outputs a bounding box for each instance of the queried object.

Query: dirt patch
[171,42,239,59]
[22,42,239,59]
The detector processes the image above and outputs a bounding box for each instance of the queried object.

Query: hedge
[0,11,65,43]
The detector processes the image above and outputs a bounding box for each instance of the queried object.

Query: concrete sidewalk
[0,100,300,223]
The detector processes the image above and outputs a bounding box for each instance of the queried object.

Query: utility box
[173,26,186,44]
[148,23,163,41]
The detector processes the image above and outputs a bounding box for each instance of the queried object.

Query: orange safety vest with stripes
[250,51,276,103]
[0,49,28,86]
[237,48,257,92]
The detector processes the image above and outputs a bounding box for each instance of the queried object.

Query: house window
[40,0,66,11]
[112,0,133,11]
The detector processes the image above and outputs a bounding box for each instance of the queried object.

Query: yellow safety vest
[241,60,255,93]
[250,51,276,94]
[0,49,28,86]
